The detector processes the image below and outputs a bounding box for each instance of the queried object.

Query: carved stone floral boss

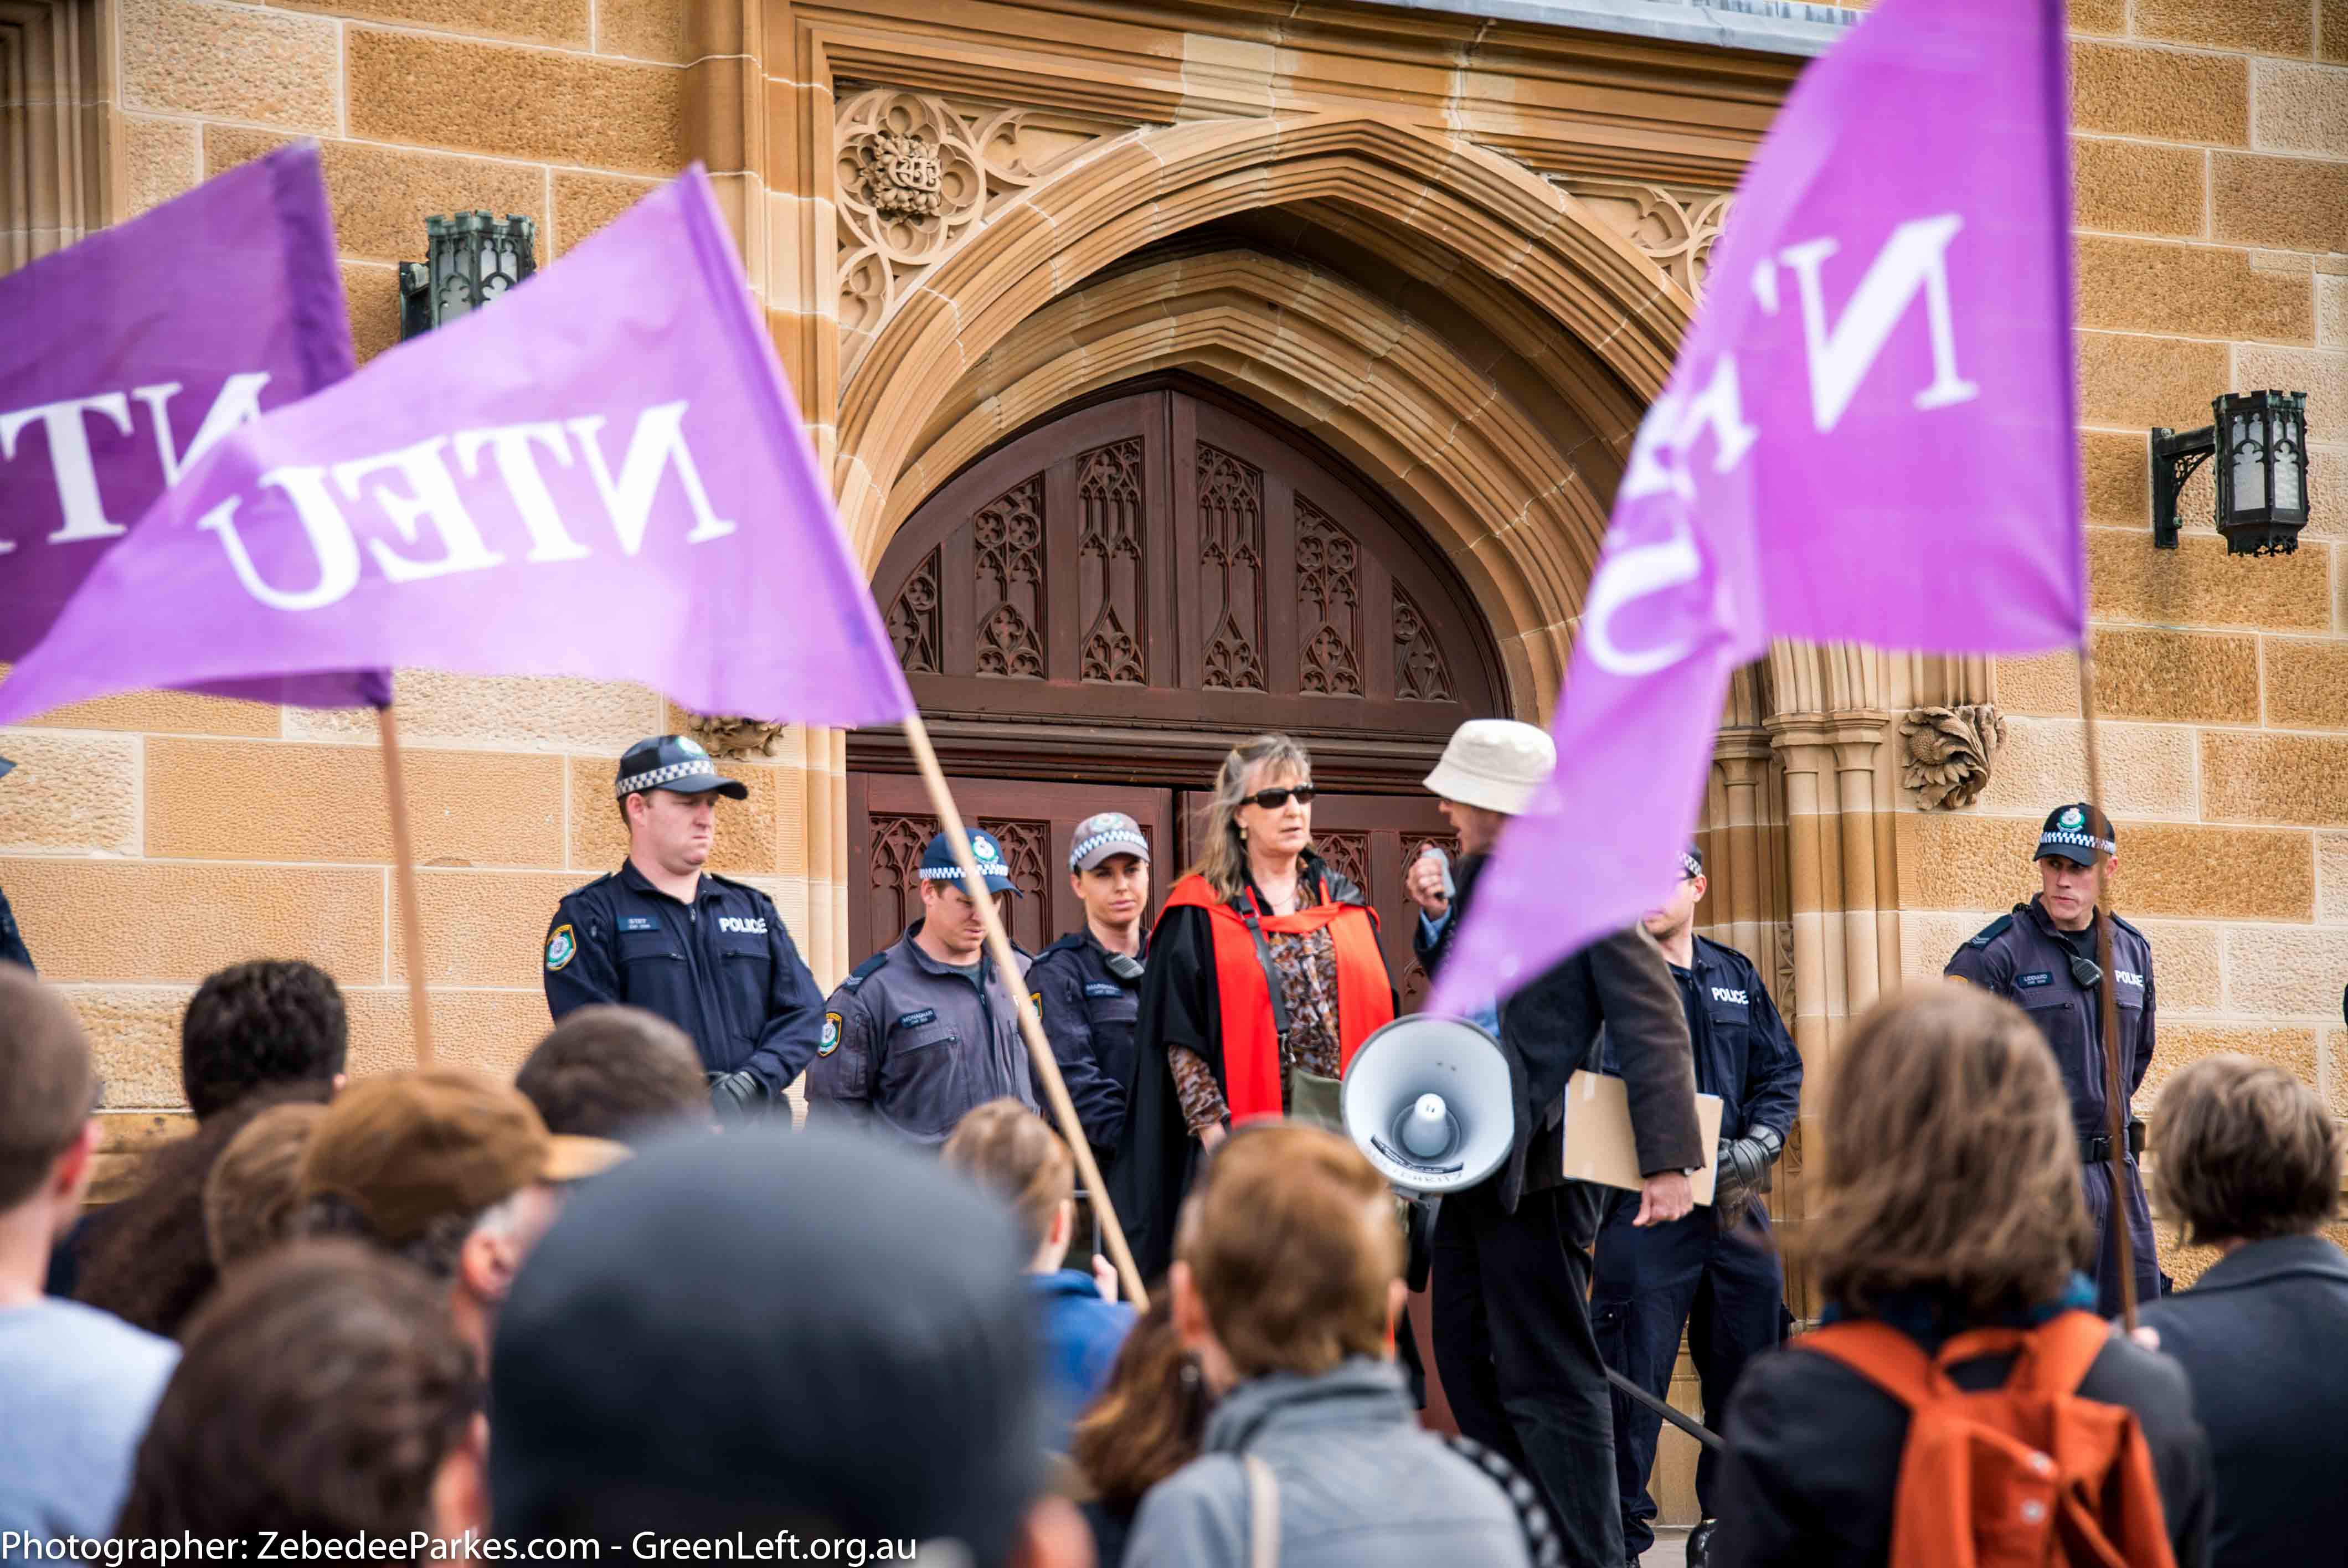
[1898,703,2006,811]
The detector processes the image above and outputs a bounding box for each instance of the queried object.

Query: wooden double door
[848,773,1456,1009]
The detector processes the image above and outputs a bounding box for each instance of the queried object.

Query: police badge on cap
[614,735,749,802]
[2034,802,2115,867]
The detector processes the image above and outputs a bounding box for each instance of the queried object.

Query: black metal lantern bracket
[2150,389,2311,556]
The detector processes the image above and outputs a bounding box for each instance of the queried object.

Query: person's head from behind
[516,1005,709,1146]
[204,1101,326,1270]
[115,1240,486,1546]
[491,1126,1087,1567]
[2151,1054,2342,1250]
[1813,985,2093,1321]
[944,1098,1078,1276]
[1070,1292,1198,1513]
[181,960,348,1122]
[0,964,97,1243]
[296,1067,624,1364]
[1172,1122,1403,1395]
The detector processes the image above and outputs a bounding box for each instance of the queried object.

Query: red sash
[1160,873,1395,1124]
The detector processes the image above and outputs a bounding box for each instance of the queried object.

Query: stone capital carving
[681,713,788,760]
[1898,703,2007,811]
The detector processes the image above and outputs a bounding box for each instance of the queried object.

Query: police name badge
[819,1011,842,1057]
[545,924,576,971]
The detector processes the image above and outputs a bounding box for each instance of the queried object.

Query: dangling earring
[1179,1354,1213,1442]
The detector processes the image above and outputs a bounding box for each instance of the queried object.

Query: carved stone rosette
[835,87,1126,380]
[680,713,788,760]
[1552,178,1733,297]
[1898,703,2007,811]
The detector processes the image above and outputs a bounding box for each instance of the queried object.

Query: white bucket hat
[1422,719,1557,817]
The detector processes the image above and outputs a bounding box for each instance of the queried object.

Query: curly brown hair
[1809,984,2094,1321]
[115,1239,481,1544]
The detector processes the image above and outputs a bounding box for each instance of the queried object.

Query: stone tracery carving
[1898,703,2007,811]
[835,87,1131,381]
[679,713,787,759]
[1553,179,1732,297]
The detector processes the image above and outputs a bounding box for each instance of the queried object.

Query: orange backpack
[1799,1311,2178,1568]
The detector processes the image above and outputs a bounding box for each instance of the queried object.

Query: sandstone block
[272,0,588,47]
[2094,626,2260,721]
[89,1112,197,1201]
[2212,152,2347,255]
[1900,910,1995,980]
[2084,429,2151,524]
[2088,528,2331,630]
[2134,918,2223,1012]
[390,870,579,987]
[2071,42,2248,146]
[1897,814,2311,920]
[2143,1023,2319,1110]
[593,0,689,59]
[2201,731,2348,825]
[122,0,338,132]
[2071,0,2126,35]
[2322,274,2345,348]
[284,670,663,751]
[0,731,138,854]
[69,988,193,1108]
[1997,648,2079,715]
[347,28,684,175]
[207,127,548,265]
[2076,236,2312,343]
[2252,60,2348,157]
[567,755,777,874]
[121,115,201,218]
[0,671,280,736]
[2223,923,2348,1013]
[552,171,661,256]
[2328,3,2348,61]
[1973,716,2195,818]
[2267,637,2348,727]
[2233,343,2347,447]
[146,737,563,866]
[2319,831,2348,919]
[2077,332,2232,431]
[346,987,553,1080]
[342,260,400,365]
[2131,0,2313,55]
[0,859,383,983]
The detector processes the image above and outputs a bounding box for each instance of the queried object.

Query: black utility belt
[2079,1118,2146,1163]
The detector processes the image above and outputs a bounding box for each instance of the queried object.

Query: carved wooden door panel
[849,775,1176,960]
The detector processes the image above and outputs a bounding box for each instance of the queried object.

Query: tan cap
[297,1067,626,1245]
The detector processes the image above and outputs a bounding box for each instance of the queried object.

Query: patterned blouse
[1168,919,1344,1134]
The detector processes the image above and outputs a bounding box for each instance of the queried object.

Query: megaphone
[1341,1015,1518,1194]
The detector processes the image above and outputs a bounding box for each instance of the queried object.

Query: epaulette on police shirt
[2112,911,2148,942]
[840,952,890,992]
[1966,913,2015,948]
[1037,933,1086,959]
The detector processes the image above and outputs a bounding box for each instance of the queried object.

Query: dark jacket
[1124,1359,1531,1568]
[1713,1321,2213,1568]
[1112,853,1388,1280]
[805,925,1037,1144]
[1029,931,1146,1160]
[543,860,825,1097]
[2138,1234,2348,1568]
[1608,935,1801,1148]
[1416,852,1705,1212]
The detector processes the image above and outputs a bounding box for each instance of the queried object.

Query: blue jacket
[543,860,825,1097]
[1029,1268,1135,1452]
[1027,931,1144,1158]
[1604,935,1800,1146]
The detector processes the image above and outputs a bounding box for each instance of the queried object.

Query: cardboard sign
[1561,1070,1724,1204]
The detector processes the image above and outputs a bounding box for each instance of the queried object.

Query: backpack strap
[1243,1453,1280,1568]
[1795,1319,1943,1407]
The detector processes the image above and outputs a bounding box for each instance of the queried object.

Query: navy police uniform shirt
[1601,935,1801,1147]
[543,860,825,1096]
[805,925,1037,1144]
[1027,931,1144,1158]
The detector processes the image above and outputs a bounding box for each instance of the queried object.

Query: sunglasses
[1243,786,1316,810]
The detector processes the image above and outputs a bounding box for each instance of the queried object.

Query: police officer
[1027,812,1150,1169]
[1591,845,1801,1568]
[805,831,1038,1142]
[1945,802,2159,1317]
[543,735,825,1115]
[0,755,29,972]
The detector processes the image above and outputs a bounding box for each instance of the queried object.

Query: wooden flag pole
[375,704,436,1068]
[902,711,1149,1309]
[2077,642,2135,1332]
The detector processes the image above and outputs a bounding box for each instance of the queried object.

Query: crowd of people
[2,725,2343,1568]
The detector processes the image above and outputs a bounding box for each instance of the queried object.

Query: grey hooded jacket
[1123,1359,1532,1568]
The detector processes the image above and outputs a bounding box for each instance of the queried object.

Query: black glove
[1712,1127,1782,1219]
[708,1069,765,1114]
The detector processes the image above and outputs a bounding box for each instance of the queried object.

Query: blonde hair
[1177,1122,1400,1378]
[941,1098,1074,1255]
[1809,984,2093,1321]
[2152,1055,2341,1246]
[1190,734,1314,901]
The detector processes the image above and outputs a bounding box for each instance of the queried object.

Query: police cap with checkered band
[614,734,748,802]
[2034,802,2115,868]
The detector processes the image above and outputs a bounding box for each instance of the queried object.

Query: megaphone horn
[1341,1015,1519,1195]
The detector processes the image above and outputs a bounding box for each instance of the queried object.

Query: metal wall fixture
[399,212,537,341]
[2150,390,2311,556]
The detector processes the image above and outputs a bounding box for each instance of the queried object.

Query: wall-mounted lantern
[399,212,537,341]
[2151,390,2311,556]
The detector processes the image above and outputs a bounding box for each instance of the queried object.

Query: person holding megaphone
[1407,719,1706,1568]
